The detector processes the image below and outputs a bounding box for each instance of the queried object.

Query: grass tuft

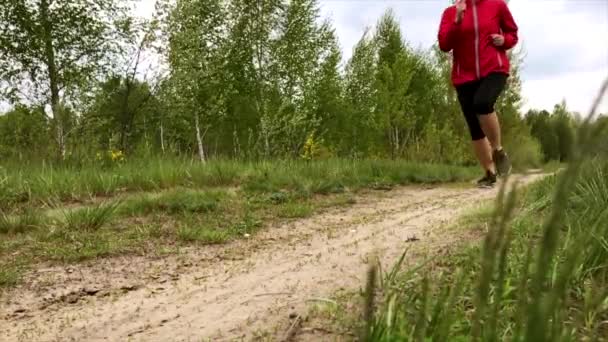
[0,209,45,235]
[277,202,314,219]
[0,266,21,287]
[177,225,230,244]
[62,201,120,232]
[119,189,224,217]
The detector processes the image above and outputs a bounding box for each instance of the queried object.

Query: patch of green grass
[322,194,357,208]
[457,204,496,228]
[277,202,314,219]
[158,190,223,214]
[267,191,291,204]
[542,160,565,173]
[0,209,46,234]
[137,223,168,240]
[62,201,121,232]
[174,207,261,245]
[0,158,477,212]
[177,225,230,244]
[0,159,478,289]
[231,212,263,235]
[40,230,116,262]
[119,189,225,217]
[0,266,21,287]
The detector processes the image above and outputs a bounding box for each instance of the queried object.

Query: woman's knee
[473,99,495,115]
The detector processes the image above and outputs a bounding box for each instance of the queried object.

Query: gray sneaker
[477,170,497,188]
[493,149,512,176]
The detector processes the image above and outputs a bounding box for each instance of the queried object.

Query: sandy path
[0,172,547,342]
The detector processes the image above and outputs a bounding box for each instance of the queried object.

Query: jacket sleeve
[438,7,460,52]
[499,1,518,49]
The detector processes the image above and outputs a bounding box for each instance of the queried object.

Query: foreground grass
[316,160,607,341]
[0,159,477,289]
[353,83,608,341]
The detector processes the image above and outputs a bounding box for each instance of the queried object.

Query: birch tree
[344,30,379,156]
[0,0,130,159]
[166,0,227,162]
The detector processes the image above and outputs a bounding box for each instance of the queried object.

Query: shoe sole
[497,164,512,177]
[494,153,512,177]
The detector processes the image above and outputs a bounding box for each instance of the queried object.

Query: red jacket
[438,0,519,85]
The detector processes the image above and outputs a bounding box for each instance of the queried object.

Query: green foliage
[343,29,378,157]
[374,11,415,158]
[0,0,132,156]
[525,101,578,163]
[301,133,332,160]
[81,77,162,153]
[0,1,576,168]
[505,133,543,171]
[0,105,51,159]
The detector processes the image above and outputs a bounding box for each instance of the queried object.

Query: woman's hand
[455,0,466,23]
[491,34,505,47]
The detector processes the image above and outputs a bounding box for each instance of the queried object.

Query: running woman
[437,0,518,187]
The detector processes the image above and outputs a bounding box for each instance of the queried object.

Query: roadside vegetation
[355,82,608,341]
[0,159,478,288]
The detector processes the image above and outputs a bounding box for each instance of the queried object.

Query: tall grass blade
[362,264,378,342]
[526,77,608,341]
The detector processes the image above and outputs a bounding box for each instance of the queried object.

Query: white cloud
[522,69,608,115]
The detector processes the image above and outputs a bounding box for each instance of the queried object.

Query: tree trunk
[233,126,240,158]
[120,78,133,152]
[255,0,266,117]
[394,127,400,158]
[119,36,147,153]
[194,115,206,162]
[160,121,165,154]
[389,125,399,160]
[40,0,64,160]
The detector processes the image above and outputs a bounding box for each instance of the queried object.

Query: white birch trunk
[160,121,165,154]
[195,115,206,162]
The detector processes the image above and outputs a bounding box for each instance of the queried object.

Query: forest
[1,0,601,167]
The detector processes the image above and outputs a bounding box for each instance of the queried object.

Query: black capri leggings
[455,72,508,141]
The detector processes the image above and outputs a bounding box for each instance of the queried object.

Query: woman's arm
[438,7,461,52]
[499,1,518,50]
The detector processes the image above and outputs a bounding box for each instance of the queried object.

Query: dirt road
[1,172,547,342]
